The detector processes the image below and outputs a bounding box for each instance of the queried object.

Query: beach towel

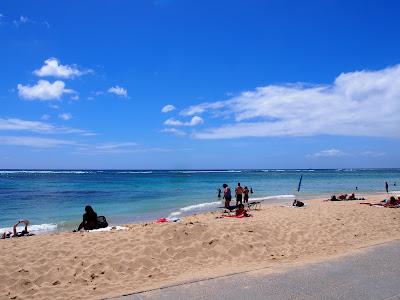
[222,213,252,218]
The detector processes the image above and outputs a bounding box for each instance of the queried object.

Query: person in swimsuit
[218,188,222,198]
[235,182,244,206]
[76,205,98,231]
[1,220,30,239]
[243,186,249,204]
[235,204,250,217]
[223,184,232,208]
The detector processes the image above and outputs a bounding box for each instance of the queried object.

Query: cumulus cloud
[34,58,91,79]
[161,104,176,113]
[161,128,186,136]
[17,80,75,101]
[164,116,203,127]
[108,86,128,98]
[179,65,400,139]
[0,136,76,148]
[58,113,72,121]
[0,118,95,136]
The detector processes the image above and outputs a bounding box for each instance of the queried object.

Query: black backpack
[96,216,108,228]
[293,200,304,207]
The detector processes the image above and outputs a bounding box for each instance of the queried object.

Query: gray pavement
[111,241,400,300]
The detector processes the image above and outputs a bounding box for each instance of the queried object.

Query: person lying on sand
[1,220,31,239]
[383,196,399,207]
[75,205,98,231]
[329,194,365,201]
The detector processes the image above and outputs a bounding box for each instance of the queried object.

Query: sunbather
[384,196,398,207]
[1,220,31,239]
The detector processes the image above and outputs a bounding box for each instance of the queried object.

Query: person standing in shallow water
[223,184,231,208]
[218,188,222,198]
[243,186,249,204]
[235,182,244,206]
[385,181,389,193]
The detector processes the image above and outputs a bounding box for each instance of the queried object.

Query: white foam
[170,170,242,174]
[117,171,153,174]
[168,211,182,217]
[0,223,57,233]
[180,201,221,212]
[0,170,89,174]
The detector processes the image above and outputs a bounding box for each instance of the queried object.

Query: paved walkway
[112,241,400,300]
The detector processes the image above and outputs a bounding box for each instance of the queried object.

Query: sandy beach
[1,193,400,300]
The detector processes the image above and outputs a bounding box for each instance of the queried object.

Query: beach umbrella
[297,175,303,192]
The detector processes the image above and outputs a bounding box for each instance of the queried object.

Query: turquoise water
[0,169,399,233]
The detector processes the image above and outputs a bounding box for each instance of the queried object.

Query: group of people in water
[218,182,255,217]
[219,182,253,209]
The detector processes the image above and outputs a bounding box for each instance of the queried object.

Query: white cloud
[108,86,128,98]
[41,114,50,120]
[310,149,347,158]
[0,118,95,136]
[20,16,29,23]
[95,142,138,150]
[49,104,59,109]
[161,104,176,113]
[17,80,75,101]
[0,136,76,148]
[75,142,170,154]
[164,116,203,127]
[58,113,72,121]
[34,58,91,79]
[161,128,187,136]
[178,65,400,139]
[361,151,386,157]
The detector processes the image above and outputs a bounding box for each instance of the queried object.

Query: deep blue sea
[1,169,399,233]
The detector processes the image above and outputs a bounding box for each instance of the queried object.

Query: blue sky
[1,0,400,169]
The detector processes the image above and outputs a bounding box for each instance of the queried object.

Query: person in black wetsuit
[77,205,98,231]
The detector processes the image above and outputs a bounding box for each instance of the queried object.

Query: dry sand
[1,193,400,300]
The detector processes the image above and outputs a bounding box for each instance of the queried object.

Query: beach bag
[293,200,304,207]
[96,216,108,228]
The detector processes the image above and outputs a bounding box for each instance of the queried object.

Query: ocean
[1,169,399,234]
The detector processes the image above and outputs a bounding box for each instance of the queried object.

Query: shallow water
[0,169,399,233]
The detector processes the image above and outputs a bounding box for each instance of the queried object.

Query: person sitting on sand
[243,186,249,204]
[1,220,31,239]
[338,194,347,200]
[76,205,98,231]
[235,204,250,217]
[223,184,232,209]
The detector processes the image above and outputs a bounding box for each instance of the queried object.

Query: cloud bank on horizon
[163,65,400,139]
